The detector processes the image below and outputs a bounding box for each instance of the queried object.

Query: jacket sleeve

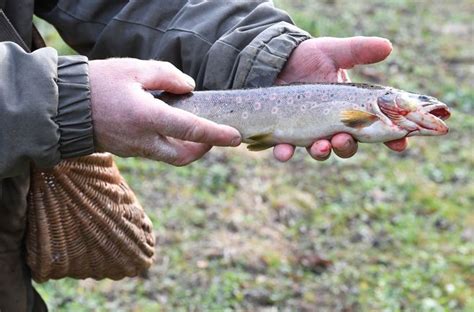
[35,0,311,90]
[0,42,93,178]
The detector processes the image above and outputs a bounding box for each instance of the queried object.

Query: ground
[34,0,473,311]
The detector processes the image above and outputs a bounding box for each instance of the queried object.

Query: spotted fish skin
[153,83,450,149]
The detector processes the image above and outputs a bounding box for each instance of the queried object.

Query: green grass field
[35,1,473,311]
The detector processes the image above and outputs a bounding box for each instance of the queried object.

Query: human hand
[89,59,241,166]
[274,36,406,161]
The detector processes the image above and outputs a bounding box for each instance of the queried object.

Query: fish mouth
[406,103,451,136]
[425,103,451,120]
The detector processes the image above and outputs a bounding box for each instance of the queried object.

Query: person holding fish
[1,1,450,311]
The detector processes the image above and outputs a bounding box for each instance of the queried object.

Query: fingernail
[313,141,329,155]
[383,38,393,47]
[319,144,330,154]
[231,137,241,146]
[344,138,353,148]
[184,74,195,88]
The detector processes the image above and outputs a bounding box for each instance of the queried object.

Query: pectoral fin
[340,110,379,128]
[246,133,274,151]
[247,142,275,151]
[247,133,272,142]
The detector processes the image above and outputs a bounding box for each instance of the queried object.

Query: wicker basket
[26,153,155,283]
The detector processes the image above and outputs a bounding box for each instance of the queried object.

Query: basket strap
[0,9,30,51]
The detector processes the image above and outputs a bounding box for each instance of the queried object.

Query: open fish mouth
[407,103,451,136]
[425,103,451,120]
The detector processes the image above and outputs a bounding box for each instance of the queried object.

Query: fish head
[377,90,451,136]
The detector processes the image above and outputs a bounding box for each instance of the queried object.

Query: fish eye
[418,95,430,101]
[381,91,396,103]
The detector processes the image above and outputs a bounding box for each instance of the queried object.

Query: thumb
[137,60,196,94]
[321,36,393,69]
[384,138,408,152]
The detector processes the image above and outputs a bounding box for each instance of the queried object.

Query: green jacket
[0,1,309,310]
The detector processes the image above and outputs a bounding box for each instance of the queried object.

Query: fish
[152,83,451,151]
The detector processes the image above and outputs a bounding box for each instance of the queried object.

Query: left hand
[273,36,407,161]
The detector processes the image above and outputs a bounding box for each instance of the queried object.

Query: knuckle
[158,61,177,73]
[137,59,154,73]
[185,121,208,143]
[137,139,157,159]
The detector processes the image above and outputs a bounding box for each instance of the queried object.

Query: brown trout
[153,83,450,151]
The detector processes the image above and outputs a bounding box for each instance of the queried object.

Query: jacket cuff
[233,22,311,89]
[56,55,94,159]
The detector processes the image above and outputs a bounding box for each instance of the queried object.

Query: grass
[34,0,473,311]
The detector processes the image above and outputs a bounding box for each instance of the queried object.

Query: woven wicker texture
[26,153,155,283]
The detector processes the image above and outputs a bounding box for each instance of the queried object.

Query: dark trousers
[0,250,47,311]
[1,174,47,311]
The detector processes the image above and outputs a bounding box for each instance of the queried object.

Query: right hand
[89,59,241,166]
[274,36,405,162]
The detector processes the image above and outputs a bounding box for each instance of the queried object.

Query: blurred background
[34,0,473,311]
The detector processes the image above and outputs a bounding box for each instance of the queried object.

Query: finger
[384,138,408,152]
[138,60,196,94]
[140,135,212,166]
[331,133,358,158]
[307,140,332,161]
[273,144,295,162]
[137,92,241,146]
[167,139,213,166]
[338,69,351,82]
[321,36,393,69]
